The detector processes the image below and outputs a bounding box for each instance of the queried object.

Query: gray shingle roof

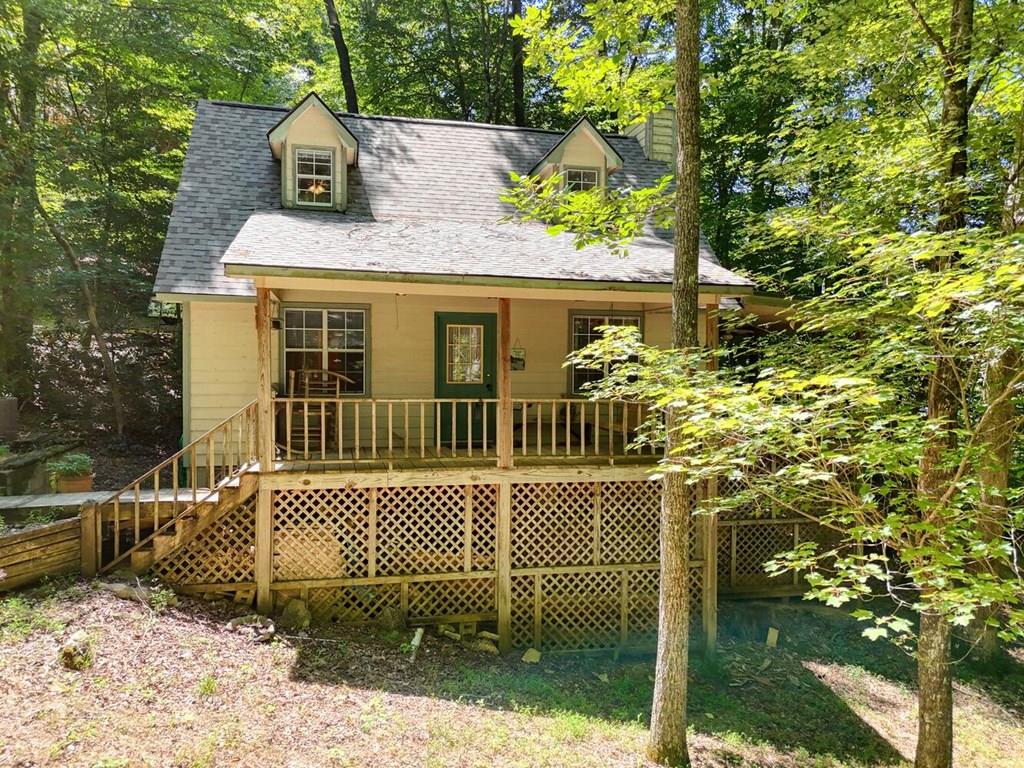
[155,100,753,297]
[223,211,751,288]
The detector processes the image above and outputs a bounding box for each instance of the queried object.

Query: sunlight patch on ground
[803,660,1024,768]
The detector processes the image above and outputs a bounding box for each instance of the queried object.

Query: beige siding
[184,291,706,440]
[187,300,258,441]
[275,289,702,397]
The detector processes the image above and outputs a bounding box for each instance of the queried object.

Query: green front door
[434,312,497,447]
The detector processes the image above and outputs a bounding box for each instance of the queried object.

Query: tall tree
[511,0,526,126]
[647,0,700,762]
[324,0,359,113]
[0,1,42,402]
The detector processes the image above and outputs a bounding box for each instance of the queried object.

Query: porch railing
[274,396,656,465]
[91,400,259,572]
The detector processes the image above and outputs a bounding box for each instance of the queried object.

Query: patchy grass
[0,582,1021,767]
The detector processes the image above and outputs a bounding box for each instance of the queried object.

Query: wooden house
[82,94,823,652]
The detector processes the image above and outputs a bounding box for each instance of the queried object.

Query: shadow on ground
[281,600,1024,766]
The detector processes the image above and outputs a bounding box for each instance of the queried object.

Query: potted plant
[47,453,95,493]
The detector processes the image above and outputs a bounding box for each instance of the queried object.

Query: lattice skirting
[151,478,716,651]
[509,564,703,652]
[153,497,256,586]
[717,518,843,595]
[265,479,708,649]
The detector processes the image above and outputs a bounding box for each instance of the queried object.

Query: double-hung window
[284,307,366,394]
[295,148,333,206]
[569,312,641,394]
[564,167,600,192]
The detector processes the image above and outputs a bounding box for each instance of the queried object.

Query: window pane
[303,329,322,349]
[327,351,365,394]
[286,307,367,394]
[446,324,484,384]
[570,313,640,393]
[296,149,333,205]
[565,167,599,192]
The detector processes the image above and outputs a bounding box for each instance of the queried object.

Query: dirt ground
[1,580,1022,768]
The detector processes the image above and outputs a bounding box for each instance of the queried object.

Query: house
[81,93,813,653]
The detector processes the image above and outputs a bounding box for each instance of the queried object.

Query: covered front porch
[239,277,726,474]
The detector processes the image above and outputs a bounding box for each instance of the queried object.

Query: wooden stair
[127,472,258,574]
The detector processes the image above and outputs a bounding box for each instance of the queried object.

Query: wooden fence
[0,518,80,592]
[153,476,713,652]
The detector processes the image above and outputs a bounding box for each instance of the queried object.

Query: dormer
[528,116,624,191]
[267,92,359,212]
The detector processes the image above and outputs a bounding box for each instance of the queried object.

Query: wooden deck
[275,448,659,474]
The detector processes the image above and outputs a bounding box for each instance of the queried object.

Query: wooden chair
[285,369,356,457]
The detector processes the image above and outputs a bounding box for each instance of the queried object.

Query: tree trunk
[511,0,526,126]
[324,0,359,113]
[968,100,1024,663]
[913,0,974,764]
[0,3,42,402]
[35,199,127,437]
[647,0,699,765]
[917,612,954,768]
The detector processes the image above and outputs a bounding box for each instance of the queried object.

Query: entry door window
[446,324,484,384]
[284,307,366,394]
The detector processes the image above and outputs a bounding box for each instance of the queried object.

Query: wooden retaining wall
[0,518,81,591]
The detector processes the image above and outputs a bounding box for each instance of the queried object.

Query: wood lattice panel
[255,478,715,651]
[510,575,534,648]
[273,488,370,580]
[377,485,468,575]
[154,497,255,585]
[539,570,621,651]
[628,568,660,647]
[734,523,792,586]
[307,583,401,624]
[717,474,753,520]
[511,482,596,569]
[470,485,498,570]
[408,577,495,621]
[599,481,660,564]
[719,521,796,591]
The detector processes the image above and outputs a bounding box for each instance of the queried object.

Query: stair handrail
[93,400,259,573]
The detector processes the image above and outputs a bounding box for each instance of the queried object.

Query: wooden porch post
[497,297,512,469]
[496,298,513,651]
[702,301,719,653]
[255,286,274,613]
[256,287,274,471]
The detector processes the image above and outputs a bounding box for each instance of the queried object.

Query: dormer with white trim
[529,116,624,191]
[267,92,359,212]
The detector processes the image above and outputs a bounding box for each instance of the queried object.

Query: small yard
[1,581,1021,768]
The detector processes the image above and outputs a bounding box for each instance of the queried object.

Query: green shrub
[46,453,93,482]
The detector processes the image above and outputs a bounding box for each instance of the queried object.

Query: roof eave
[222,262,754,295]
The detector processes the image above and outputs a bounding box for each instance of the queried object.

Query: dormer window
[564,167,599,192]
[296,149,334,206]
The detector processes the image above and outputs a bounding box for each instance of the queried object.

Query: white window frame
[282,306,368,395]
[568,311,642,395]
[295,148,334,207]
[564,166,600,192]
